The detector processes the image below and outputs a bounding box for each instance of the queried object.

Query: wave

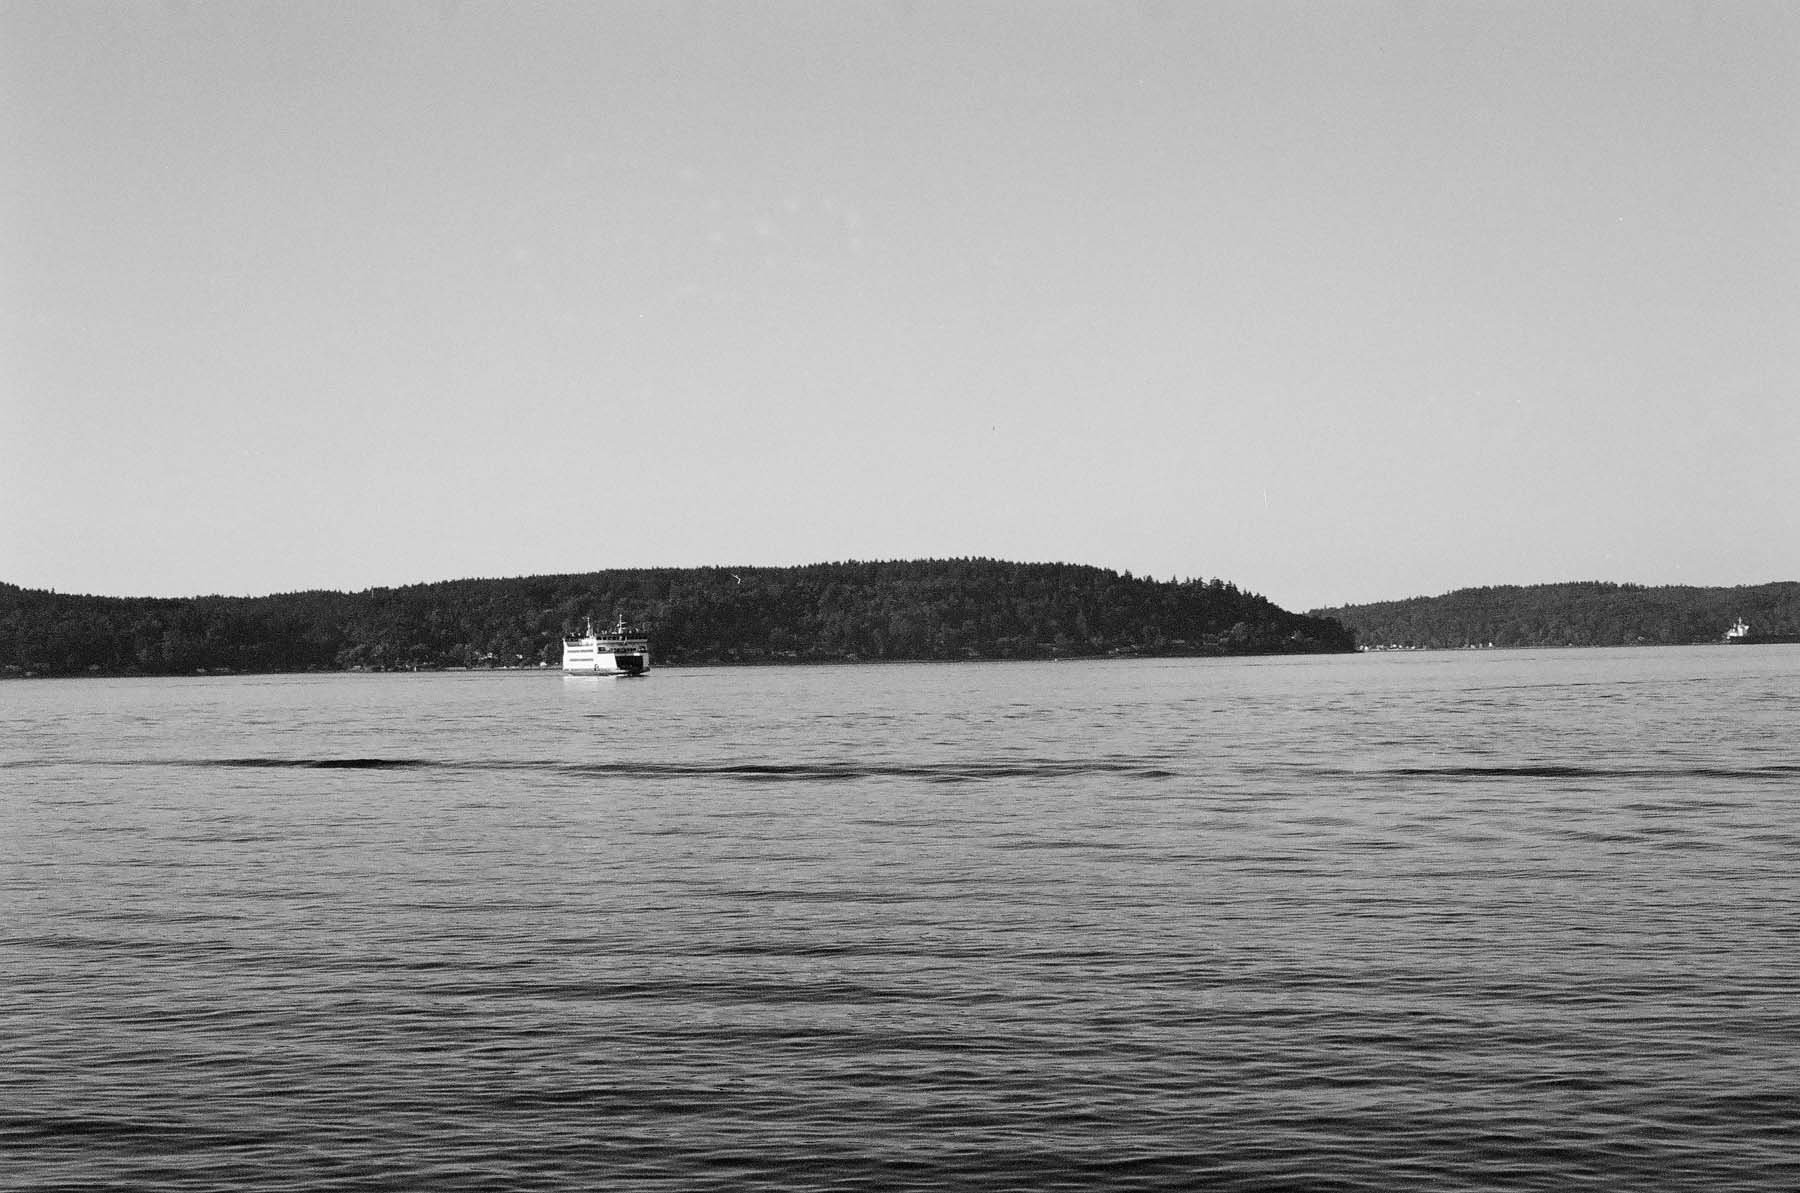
[12,755,1793,784]
[42,756,1173,783]
[1366,763,1800,782]
[221,757,430,770]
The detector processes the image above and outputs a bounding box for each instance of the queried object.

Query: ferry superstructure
[561,616,650,675]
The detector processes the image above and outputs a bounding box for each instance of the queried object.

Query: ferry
[1724,618,1800,646]
[561,616,650,675]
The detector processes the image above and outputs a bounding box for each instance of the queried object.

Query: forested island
[2,559,1355,677]
[1316,581,1800,650]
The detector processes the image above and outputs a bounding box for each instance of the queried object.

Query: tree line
[1314,581,1800,649]
[2,559,1355,677]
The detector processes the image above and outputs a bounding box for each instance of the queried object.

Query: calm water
[4,649,1798,1190]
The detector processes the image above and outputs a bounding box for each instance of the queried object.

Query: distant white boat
[1724,617,1800,646]
[562,616,650,675]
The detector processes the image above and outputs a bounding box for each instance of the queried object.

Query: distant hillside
[1314,581,1800,649]
[1,559,1354,677]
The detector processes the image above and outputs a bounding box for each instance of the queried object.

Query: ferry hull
[563,653,648,676]
[561,617,651,674]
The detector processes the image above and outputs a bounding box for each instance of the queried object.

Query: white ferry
[561,616,650,676]
[1724,617,1800,646]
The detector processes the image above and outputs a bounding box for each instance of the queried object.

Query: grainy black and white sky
[4,1,1795,610]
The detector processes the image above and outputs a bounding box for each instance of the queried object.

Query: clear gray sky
[4,1,1795,611]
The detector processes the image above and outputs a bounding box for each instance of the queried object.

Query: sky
[3,1,1795,612]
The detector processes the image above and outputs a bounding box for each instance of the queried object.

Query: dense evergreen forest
[2,559,1354,677]
[1315,581,1800,649]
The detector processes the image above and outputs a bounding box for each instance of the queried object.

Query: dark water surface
[4,649,1798,1190]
